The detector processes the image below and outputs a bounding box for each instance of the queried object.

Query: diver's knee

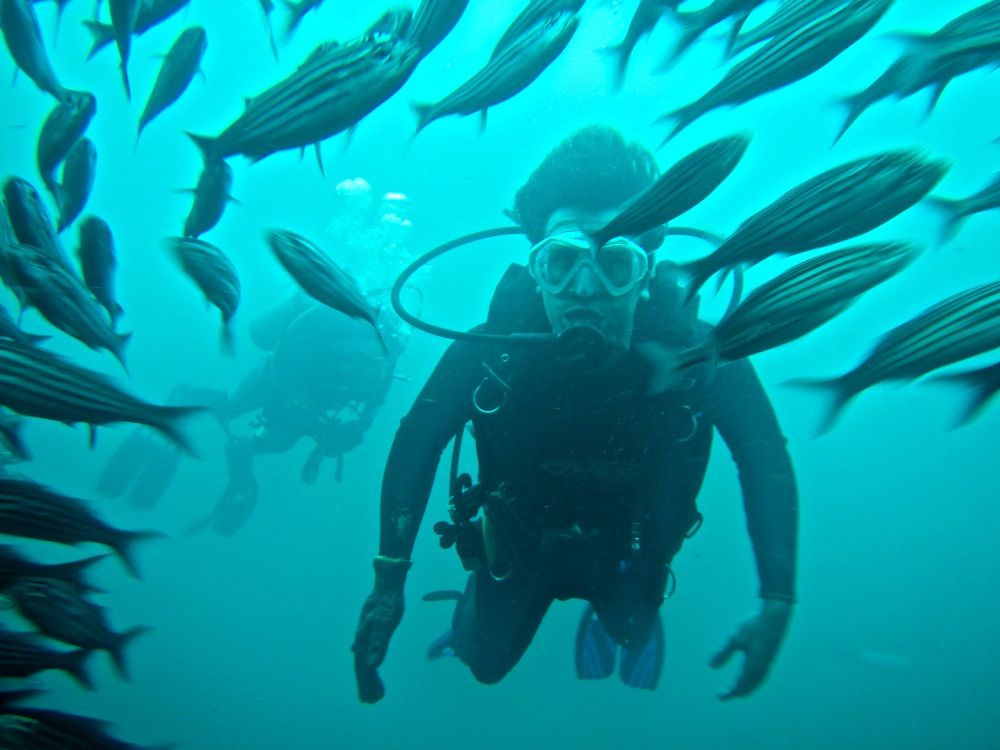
[469,660,511,685]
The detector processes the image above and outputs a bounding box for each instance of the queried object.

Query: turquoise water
[1,1,999,748]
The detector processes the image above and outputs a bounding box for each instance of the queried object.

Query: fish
[932,360,1000,425]
[187,15,421,163]
[924,172,1000,244]
[0,545,107,594]
[6,577,150,679]
[730,0,842,56]
[413,12,580,133]
[168,236,240,351]
[30,0,73,30]
[108,0,140,98]
[682,150,947,299]
[0,707,174,749]
[2,176,75,273]
[659,0,892,143]
[137,26,207,138]
[265,228,386,351]
[83,0,191,59]
[888,0,1000,49]
[181,158,235,238]
[56,136,97,232]
[593,133,750,246]
[675,242,919,369]
[491,0,585,58]
[77,216,124,326]
[405,0,470,61]
[0,627,93,688]
[0,301,45,347]
[0,0,66,100]
[604,0,679,87]
[792,280,1000,432]
[35,90,97,196]
[666,0,768,63]
[258,0,278,59]
[0,409,29,462]
[0,338,202,452]
[283,0,324,39]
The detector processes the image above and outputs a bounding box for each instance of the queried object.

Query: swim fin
[619,612,665,690]
[575,604,616,680]
[95,427,181,509]
[427,628,457,659]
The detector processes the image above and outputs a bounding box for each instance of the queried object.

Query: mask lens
[544,242,584,286]
[596,239,647,293]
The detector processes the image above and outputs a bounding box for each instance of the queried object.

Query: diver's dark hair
[512,125,664,251]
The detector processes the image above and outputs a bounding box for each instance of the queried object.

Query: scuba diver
[352,126,798,701]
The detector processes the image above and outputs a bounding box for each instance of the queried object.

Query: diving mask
[528,232,649,298]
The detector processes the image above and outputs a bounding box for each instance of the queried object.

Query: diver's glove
[709,598,792,700]
[351,555,411,703]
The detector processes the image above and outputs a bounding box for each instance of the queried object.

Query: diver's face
[534,207,649,357]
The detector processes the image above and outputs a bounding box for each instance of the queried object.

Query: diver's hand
[351,556,411,704]
[710,599,792,700]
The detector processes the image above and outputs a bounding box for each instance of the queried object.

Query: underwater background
[1,0,998,748]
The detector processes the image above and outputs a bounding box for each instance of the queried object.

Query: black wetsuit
[379,264,797,683]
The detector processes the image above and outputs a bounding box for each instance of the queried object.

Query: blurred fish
[405,0,469,61]
[888,0,1000,49]
[682,150,947,299]
[265,228,386,351]
[6,577,150,679]
[792,280,1000,431]
[491,0,584,58]
[0,478,161,576]
[659,0,892,143]
[30,0,74,30]
[35,90,96,196]
[108,0,139,98]
[77,216,123,326]
[0,338,202,452]
[258,0,278,59]
[0,707,173,749]
[593,133,750,246]
[283,0,323,39]
[413,12,580,133]
[0,0,66,100]
[675,242,919,370]
[168,236,240,351]
[924,172,1000,244]
[0,627,93,688]
[84,0,191,59]
[666,0,768,63]
[181,158,235,238]
[604,0,679,87]
[933,360,1000,425]
[0,408,28,460]
[0,301,45,347]
[0,545,107,593]
[2,176,75,273]
[187,13,420,163]
[137,26,207,138]
[730,0,842,56]
[56,136,97,232]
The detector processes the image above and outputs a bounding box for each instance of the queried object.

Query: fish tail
[220,321,235,357]
[110,529,164,579]
[923,197,966,247]
[832,90,873,144]
[121,63,132,101]
[598,41,632,90]
[784,375,859,435]
[0,689,42,708]
[83,20,115,60]
[112,331,132,370]
[932,369,1000,428]
[51,553,110,593]
[678,256,715,306]
[0,416,30,460]
[109,625,153,681]
[656,102,702,147]
[186,132,217,163]
[147,404,206,456]
[61,648,95,690]
[882,30,935,52]
[111,302,126,328]
[411,102,437,134]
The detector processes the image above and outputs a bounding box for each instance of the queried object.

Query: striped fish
[56,136,97,233]
[0,628,92,689]
[660,0,891,143]
[0,478,161,577]
[0,707,165,749]
[676,242,919,369]
[605,0,680,87]
[730,0,842,56]
[890,0,1000,48]
[7,577,150,679]
[0,300,45,348]
[0,0,66,100]
[406,0,470,61]
[925,172,1000,244]
[2,177,75,275]
[491,0,585,58]
[169,236,240,351]
[593,133,750,246]
[682,150,946,300]
[794,280,1000,431]
[188,16,420,163]
[413,12,579,133]
[933,360,1000,425]
[0,545,107,594]
[265,228,386,352]
[666,0,768,62]
[84,0,192,59]
[138,26,208,138]
[0,338,201,451]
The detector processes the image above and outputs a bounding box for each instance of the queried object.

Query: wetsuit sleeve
[703,359,798,602]
[378,340,481,561]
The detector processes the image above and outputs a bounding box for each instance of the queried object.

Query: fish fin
[220,321,235,357]
[678,256,714,306]
[619,612,664,690]
[925,80,948,117]
[109,625,153,681]
[422,590,463,603]
[636,340,707,395]
[83,20,115,60]
[62,648,95,690]
[0,417,30,460]
[725,12,750,58]
[112,302,126,327]
[110,529,165,579]
[479,108,488,134]
[0,689,44,708]
[426,628,456,660]
[931,368,1000,427]
[121,64,132,100]
[881,30,935,51]
[784,375,858,435]
[227,195,244,206]
[343,124,358,151]
[923,196,966,246]
[831,89,875,144]
[113,331,132,371]
[575,604,616,680]
[314,143,325,176]
[412,102,436,134]
[186,132,217,163]
[173,188,197,194]
[50,553,110,593]
[148,404,207,456]
[656,101,703,147]
[89,424,98,449]
[664,10,704,63]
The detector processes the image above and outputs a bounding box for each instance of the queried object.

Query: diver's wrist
[373,555,411,590]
